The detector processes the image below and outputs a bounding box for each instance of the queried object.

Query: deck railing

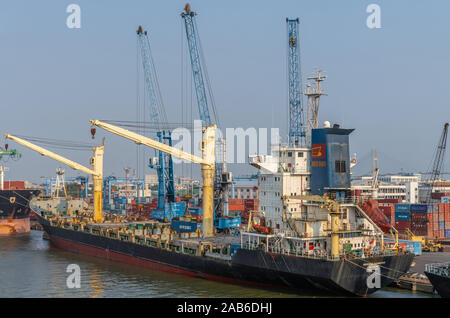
[425,263,450,278]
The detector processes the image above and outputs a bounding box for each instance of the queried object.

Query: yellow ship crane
[4,134,105,223]
[282,194,343,259]
[90,120,216,238]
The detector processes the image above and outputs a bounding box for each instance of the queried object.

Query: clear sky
[1,0,449,183]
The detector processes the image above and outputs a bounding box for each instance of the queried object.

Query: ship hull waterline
[0,189,40,235]
[36,213,414,297]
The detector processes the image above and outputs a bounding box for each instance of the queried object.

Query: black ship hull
[36,213,414,296]
[425,272,450,298]
[0,189,40,234]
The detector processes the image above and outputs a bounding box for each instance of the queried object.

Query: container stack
[410,204,428,236]
[394,203,411,232]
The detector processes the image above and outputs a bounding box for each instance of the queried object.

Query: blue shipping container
[439,221,445,230]
[395,212,410,221]
[446,230,450,238]
[171,220,199,233]
[395,204,410,212]
[215,217,241,229]
[410,204,427,213]
[188,208,203,216]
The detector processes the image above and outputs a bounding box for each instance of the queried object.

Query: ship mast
[304,70,327,143]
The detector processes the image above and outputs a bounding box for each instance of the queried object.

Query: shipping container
[410,204,427,213]
[395,212,410,221]
[446,229,450,238]
[395,220,411,229]
[215,217,241,230]
[439,221,445,230]
[171,219,200,233]
[395,204,410,212]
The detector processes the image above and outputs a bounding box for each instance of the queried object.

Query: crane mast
[180,4,213,127]
[425,123,449,204]
[136,26,175,209]
[287,18,306,147]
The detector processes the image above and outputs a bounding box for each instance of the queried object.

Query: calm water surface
[0,231,435,298]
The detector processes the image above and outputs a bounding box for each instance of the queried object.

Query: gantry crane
[4,134,105,222]
[45,175,89,199]
[90,120,217,237]
[181,3,231,217]
[136,25,175,209]
[425,123,449,204]
[286,18,306,147]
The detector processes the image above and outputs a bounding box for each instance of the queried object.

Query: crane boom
[4,134,105,222]
[181,3,213,127]
[90,120,211,166]
[137,25,175,209]
[286,18,305,146]
[91,120,216,237]
[426,123,449,203]
[4,134,97,176]
[136,26,167,128]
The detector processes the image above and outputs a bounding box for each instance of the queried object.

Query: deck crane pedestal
[4,134,105,223]
[90,120,216,238]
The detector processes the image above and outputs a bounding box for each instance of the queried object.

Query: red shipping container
[229,199,244,205]
[3,181,25,190]
[395,221,410,229]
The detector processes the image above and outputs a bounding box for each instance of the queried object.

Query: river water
[0,231,435,298]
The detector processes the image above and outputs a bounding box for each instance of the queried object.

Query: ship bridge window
[335,160,346,173]
[298,152,303,157]
[287,152,292,157]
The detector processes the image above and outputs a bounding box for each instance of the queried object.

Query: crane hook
[91,128,96,139]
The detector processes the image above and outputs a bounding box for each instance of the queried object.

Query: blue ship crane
[136,26,175,209]
[286,18,306,146]
[180,4,214,128]
[181,4,232,218]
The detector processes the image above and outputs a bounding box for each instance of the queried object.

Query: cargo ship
[27,121,414,297]
[425,263,450,298]
[0,189,41,234]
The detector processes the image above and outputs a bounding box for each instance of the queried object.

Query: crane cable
[11,135,96,151]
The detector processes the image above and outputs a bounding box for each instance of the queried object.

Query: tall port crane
[425,123,449,204]
[136,26,175,209]
[4,134,105,222]
[91,120,217,237]
[181,4,230,217]
[286,18,306,147]
[0,144,21,190]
